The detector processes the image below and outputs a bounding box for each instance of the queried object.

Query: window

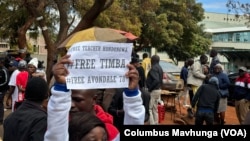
[0,43,8,48]
[236,33,240,42]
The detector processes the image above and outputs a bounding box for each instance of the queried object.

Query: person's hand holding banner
[125,63,139,90]
[55,41,133,89]
[52,54,73,84]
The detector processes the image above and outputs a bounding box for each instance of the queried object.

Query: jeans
[195,110,214,125]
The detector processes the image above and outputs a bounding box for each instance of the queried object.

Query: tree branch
[70,0,110,34]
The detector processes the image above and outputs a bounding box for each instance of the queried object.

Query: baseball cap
[9,60,19,67]
[239,66,247,72]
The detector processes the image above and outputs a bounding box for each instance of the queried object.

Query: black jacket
[146,63,163,92]
[191,83,221,112]
[3,100,47,141]
[108,88,150,131]
[0,66,9,92]
[136,66,146,89]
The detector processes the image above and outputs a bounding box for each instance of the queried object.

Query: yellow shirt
[142,58,151,78]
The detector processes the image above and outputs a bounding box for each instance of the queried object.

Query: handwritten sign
[66,41,133,89]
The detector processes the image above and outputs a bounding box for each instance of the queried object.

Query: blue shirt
[180,66,188,85]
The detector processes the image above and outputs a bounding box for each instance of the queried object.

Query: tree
[227,0,250,26]
[0,1,31,50]
[0,0,211,83]
[0,0,117,83]
[134,0,211,63]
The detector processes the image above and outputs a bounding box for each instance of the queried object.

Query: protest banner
[65,41,133,89]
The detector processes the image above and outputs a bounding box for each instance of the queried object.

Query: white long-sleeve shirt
[123,88,145,125]
[44,84,71,141]
[44,84,145,141]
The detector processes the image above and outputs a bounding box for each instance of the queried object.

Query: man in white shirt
[6,60,20,112]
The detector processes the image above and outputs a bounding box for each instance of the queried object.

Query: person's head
[18,60,27,71]
[238,66,247,77]
[95,89,105,106]
[209,76,219,88]
[200,54,208,65]
[28,58,38,74]
[69,112,108,141]
[184,58,193,67]
[25,77,49,103]
[142,53,148,59]
[187,58,194,66]
[184,60,188,67]
[214,63,223,74]
[210,49,218,57]
[203,64,210,75]
[18,48,27,59]
[151,55,160,65]
[130,57,140,67]
[70,89,100,114]
[8,60,19,72]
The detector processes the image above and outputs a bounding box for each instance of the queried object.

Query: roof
[204,26,250,33]
[201,12,250,62]
[200,21,245,29]
[217,49,250,61]
[200,12,249,33]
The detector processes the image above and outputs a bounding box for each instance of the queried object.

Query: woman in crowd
[69,112,108,141]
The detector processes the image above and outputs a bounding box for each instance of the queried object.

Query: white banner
[66,41,133,89]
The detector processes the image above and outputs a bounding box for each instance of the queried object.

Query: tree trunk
[23,0,114,85]
[17,17,35,59]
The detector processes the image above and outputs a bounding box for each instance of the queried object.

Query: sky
[197,0,249,14]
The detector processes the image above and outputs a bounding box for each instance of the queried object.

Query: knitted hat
[215,63,223,70]
[28,58,38,68]
[209,76,219,86]
[25,77,48,102]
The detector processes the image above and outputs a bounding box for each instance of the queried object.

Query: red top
[94,105,119,141]
[16,71,29,90]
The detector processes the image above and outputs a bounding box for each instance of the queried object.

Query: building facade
[140,12,250,73]
[0,42,9,53]
[201,12,250,73]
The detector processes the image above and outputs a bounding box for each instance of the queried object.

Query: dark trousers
[0,92,5,123]
[195,111,214,125]
[189,89,194,103]
[188,84,194,102]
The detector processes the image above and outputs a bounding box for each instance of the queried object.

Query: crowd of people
[182,49,250,125]
[0,47,250,141]
[1,49,147,141]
